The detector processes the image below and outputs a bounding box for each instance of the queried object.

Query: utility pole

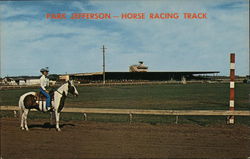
[249,51,250,78]
[101,45,107,84]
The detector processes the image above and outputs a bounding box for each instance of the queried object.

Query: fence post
[13,110,17,118]
[129,113,133,124]
[84,113,87,121]
[50,112,53,125]
[175,115,179,124]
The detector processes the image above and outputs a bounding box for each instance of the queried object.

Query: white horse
[19,80,79,131]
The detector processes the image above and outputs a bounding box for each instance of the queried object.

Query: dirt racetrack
[1,117,250,159]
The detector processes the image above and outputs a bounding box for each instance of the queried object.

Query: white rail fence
[1,106,250,124]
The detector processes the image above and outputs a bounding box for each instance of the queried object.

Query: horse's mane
[56,82,69,94]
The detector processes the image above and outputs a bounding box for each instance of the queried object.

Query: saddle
[23,90,55,110]
[35,90,54,101]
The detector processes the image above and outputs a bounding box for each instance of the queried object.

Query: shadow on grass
[28,122,75,129]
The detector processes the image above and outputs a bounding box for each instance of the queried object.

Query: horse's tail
[18,95,24,119]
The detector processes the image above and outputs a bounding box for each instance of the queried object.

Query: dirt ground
[1,118,250,159]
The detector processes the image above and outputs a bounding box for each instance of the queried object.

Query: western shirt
[40,75,49,90]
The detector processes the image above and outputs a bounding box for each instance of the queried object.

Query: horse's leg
[55,111,61,131]
[23,109,29,131]
[20,108,25,130]
[50,112,53,125]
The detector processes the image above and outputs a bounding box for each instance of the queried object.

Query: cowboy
[40,68,52,110]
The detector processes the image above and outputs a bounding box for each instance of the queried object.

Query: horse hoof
[20,127,25,130]
[56,128,61,131]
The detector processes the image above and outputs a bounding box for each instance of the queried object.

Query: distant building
[1,76,56,86]
[68,71,219,83]
[19,80,26,85]
[129,61,148,72]
[2,77,18,85]
[59,75,70,81]
[26,79,40,85]
[56,62,219,83]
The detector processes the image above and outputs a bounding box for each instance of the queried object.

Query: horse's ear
[68,80,71,85]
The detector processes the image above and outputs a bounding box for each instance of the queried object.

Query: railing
[1,106,250,123]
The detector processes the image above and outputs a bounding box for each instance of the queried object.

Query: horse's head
[67,80,79,97]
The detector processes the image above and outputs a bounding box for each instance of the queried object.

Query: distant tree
[49,74,59,81]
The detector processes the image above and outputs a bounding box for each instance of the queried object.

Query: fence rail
[1,106,250,116]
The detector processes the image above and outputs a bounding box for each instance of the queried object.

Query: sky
[0,0,249,77]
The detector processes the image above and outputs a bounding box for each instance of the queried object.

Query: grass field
[1,83,249,125]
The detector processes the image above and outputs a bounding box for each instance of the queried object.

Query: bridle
[54,84,76,99]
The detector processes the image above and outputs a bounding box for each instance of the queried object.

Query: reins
[54,88,74,99]
[55,89,64,96]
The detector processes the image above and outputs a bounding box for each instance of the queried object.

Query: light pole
[101,45,107,84]
[249,51,250,78]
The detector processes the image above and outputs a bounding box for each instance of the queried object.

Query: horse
[19,80,79,131]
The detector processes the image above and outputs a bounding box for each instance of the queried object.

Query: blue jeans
[40,88,51,107]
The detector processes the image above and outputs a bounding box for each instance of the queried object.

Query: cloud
[0,0,249,77]
[0,3,37,19]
